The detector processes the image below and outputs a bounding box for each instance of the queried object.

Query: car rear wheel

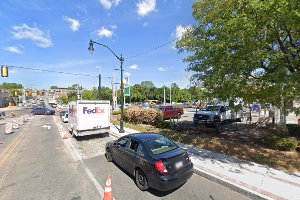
[135,169,149,191]
[105,149,113,162]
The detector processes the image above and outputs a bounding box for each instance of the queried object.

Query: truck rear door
[77,102,110,131]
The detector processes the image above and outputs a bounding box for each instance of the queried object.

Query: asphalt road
[0,115,100,200]
[0,113,251,200]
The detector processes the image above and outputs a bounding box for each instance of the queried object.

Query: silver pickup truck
[193,105,243,125]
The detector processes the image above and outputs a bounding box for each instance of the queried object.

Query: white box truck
[68,100,110,137]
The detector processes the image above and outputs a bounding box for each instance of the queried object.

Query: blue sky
[0,0,196,90]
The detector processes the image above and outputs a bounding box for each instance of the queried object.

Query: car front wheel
[135,169,149,191]
[105,148,113,162]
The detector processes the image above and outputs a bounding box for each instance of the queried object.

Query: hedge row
[126,108,163,125]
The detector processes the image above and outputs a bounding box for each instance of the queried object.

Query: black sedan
[105,134,193,191]
[31,107,55,115]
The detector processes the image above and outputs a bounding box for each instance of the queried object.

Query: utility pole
[170,84,172,105]
[164,85,166,106]
[96,66,102,100]
[98,74,101,100]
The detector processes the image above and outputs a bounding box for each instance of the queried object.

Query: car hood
[195,111,219,116]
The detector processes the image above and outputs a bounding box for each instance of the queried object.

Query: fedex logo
[83,107,104,114]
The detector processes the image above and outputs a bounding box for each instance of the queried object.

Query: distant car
[141,103,151,109]
[105,134,193,191]
[252,104,261,111]
[182,102,192,108]
[0,111,5,117]
[60,111,67,118]
[31,107,55,115]
[124,103,132,108]
[62,113,68,123]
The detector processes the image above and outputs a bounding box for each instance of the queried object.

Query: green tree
[68,84,80,90]
[82,90,98,100]
[101,87,112,101]
[50,86,58,89]
[1,82,23,90]
[177,0,300,124]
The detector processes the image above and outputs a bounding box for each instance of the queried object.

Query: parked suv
[193,105,243,125]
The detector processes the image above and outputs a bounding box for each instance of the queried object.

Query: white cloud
[3,46,22,54]
[175,24,191,40]
[129,64,139,70]
[137,0,157,17]
[96,26,116,38]
[99,0,121,10]
[158,67,167,72]
[11,24,52,48]
[9,69,17,74]
[124,72,131,77]
[64,16,80,31]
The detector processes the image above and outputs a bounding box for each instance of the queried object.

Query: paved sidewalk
[109,124,300,200]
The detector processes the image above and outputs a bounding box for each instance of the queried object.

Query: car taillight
[155,160,168,174]
[185,153,191,161]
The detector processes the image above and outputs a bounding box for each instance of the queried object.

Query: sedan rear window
[145,136,178,155]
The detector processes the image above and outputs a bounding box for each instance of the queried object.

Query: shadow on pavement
[111,160,182,197]
[75,132,110,141]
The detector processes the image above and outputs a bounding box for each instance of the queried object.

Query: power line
[126,38,177,60]
[2,65,99,78]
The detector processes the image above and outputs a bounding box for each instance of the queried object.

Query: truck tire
[177,113,182,119]
[71,129,76,138]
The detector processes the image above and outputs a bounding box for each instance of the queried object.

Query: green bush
[287,124,300,136]
[112,110,121,115]
[156,121,170,129]
[263,134,299,151]
[126,108,163,126]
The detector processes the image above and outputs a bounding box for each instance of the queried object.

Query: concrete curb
[193,167,271,200]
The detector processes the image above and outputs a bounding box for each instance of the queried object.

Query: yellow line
[0,126,30,167]
[0,125,29,160]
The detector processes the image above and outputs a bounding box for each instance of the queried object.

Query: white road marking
[52,116,105,199]
[41,125,51,129]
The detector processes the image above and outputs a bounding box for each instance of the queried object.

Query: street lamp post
[88,39,125,133]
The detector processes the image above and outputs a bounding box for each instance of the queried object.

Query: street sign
[124,86,130,96]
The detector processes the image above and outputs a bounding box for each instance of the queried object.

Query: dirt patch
[112,119,300,172]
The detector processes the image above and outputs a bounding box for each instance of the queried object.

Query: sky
[0,0,196,90]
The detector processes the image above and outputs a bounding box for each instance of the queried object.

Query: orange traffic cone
[63,132,68,139]
[103,175,113,200]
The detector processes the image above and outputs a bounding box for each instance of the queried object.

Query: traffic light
[1,66,8,77]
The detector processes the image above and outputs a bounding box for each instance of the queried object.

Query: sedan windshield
[201,106,219,111]
[145,136,178,155]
